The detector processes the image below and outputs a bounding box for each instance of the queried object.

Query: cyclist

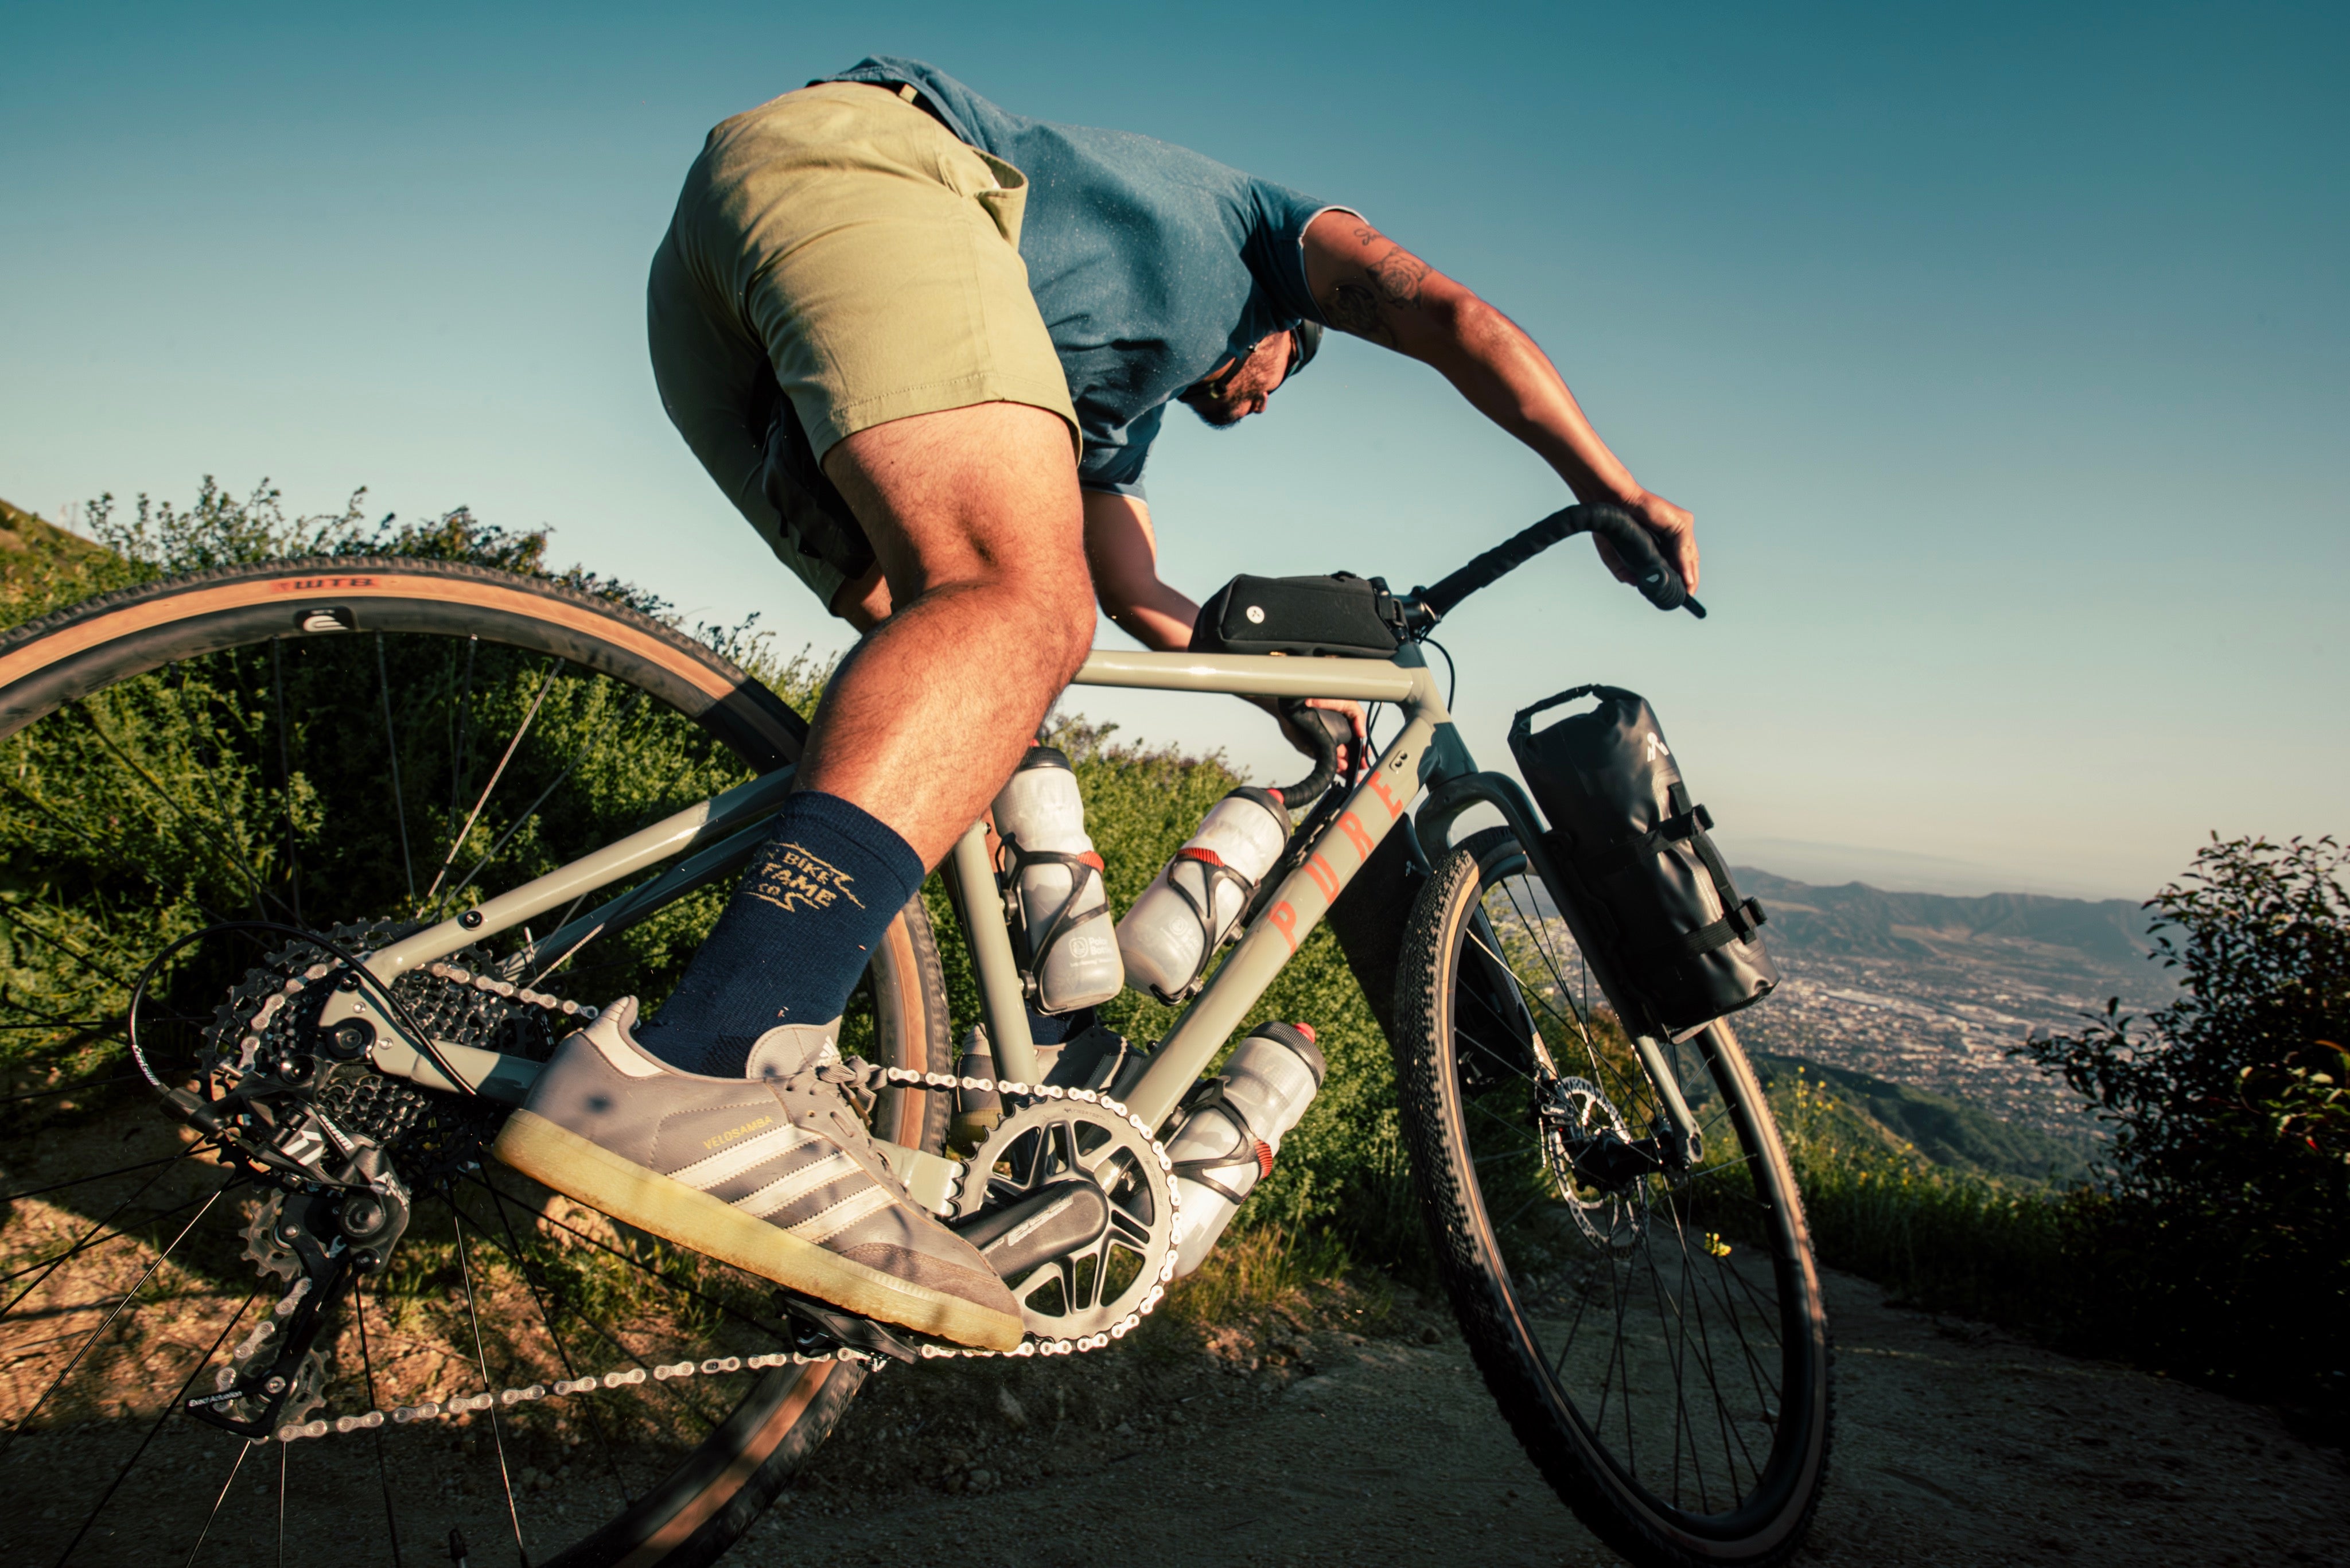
[495,57,1698,1352]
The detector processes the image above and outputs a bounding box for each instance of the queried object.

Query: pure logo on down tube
[1265,771,1408,952]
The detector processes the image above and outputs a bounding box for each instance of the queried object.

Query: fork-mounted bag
[1508,686,1776,1034]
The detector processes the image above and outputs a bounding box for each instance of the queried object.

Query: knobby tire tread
[1392,830,1830,1568]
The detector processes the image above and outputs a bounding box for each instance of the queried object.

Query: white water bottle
[1116,787,1289,1002]
[1165,1022,1326,1277]
[991,746,1122,1014]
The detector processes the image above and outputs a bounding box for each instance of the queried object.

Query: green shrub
[0,481,824,1084]
[2016,834,2348,1415]
[1774,1066,2073,1329]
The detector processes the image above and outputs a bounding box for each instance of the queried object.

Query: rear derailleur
[173,1106,413,1438]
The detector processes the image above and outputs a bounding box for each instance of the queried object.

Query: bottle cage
[1168,1076,1274,1204]
[1149,845,1262,1005]
[995,833,1109,1005]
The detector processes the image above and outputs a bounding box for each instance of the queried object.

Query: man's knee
[996,558,1096,684]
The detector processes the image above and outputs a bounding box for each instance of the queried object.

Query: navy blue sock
[1028,1006,1096,1046]
[635,790,925,1076]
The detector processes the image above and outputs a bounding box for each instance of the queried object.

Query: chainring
[963,1095,1178,1344]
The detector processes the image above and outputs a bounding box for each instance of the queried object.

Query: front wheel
[1394,827,1830,1567]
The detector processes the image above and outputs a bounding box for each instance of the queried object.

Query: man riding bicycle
[494,57,1699,1354]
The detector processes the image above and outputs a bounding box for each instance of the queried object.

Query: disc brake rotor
[1539,1075,1649,1252]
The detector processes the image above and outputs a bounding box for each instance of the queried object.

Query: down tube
[1122,708,1441,1132]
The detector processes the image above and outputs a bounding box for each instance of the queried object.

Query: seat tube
[944,822,1040,1084]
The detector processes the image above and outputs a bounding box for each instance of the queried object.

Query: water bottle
[1164,1022,1326,1277]
[991,746,1122,1014]
[1116,787,1290,1002]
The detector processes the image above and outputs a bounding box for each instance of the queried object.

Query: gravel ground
[8,1267,2343,1567]
[733,1269,2350,1568]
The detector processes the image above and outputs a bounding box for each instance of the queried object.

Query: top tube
[1071,648,1421,704]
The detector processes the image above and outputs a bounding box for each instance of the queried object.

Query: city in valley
[1725,869,2168,1137]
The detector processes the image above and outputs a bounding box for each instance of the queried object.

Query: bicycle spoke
[448,637,478,823]
[474,1173,636,1504]
[178,1436,255,1568]
[449,1207,532,1568]
[425,657,558,913]
[1,1181,220,1299]
[271,639,303,926]
[3,1178,231,1452]
[1638,1230,1700,1509]
[451,1178,729,1434]
[274,1431,288,1568]
[378,635,418,907]
[0,1069,141,1103]
[441,690,647,911]
[353,1279,407,1568]
[81,705,289,920]
[0,1150,194,1207]
[0,904,139,993]
[49,1289,256,1568]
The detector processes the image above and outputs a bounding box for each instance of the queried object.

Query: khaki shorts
[651,81,1079,608]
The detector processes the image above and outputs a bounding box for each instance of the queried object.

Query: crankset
[955,1094,1179,1345]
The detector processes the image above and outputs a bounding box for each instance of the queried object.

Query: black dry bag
[1508,686,1777,1036]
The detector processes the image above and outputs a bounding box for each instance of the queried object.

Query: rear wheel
[1394,826,1830,1567]
[0,557,949,1567]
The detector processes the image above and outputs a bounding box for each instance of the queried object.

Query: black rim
[1437,831,1823,1544]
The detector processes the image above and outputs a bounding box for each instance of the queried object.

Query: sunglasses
[1185,330,1300,402]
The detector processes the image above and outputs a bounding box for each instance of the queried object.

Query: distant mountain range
[1733,868,2163,982]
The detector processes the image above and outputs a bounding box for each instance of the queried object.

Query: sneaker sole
[491,1109,1024,1353]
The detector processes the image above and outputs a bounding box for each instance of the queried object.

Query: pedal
[771,1287,923,1364]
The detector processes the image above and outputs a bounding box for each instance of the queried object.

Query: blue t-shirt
[823,57,1348,496]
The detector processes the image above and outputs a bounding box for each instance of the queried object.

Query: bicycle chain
[222,955,1176,1444]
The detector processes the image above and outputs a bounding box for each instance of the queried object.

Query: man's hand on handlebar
[1266,696,1364,777]
[1590,489,1698,597]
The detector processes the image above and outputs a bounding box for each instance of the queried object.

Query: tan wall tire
[0,555,950,1568]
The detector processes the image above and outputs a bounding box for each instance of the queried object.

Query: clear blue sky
[3,1,2341,900]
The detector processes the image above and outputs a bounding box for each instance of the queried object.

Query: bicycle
[0,505,1830,1567]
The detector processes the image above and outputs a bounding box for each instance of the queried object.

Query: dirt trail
[8,1264,2344,1566]
[738,1269,2350,1568]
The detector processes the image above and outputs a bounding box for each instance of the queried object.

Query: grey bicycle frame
[319,639,1693,1195]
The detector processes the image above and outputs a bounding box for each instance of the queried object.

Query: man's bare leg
[627,399,1088,1072]
[805,402,1093,870]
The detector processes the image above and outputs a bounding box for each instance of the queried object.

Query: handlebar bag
[1189,573,1403,659]
[1508,685,1777,1035]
